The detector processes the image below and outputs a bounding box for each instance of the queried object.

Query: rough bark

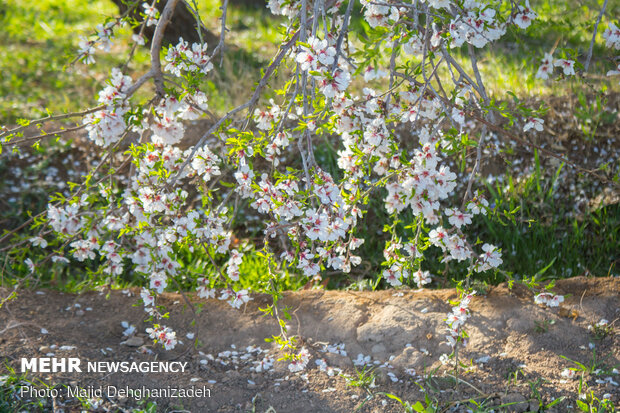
[228,0,266,10]
[112,0,219,47]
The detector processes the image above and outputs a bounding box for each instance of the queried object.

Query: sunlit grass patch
[0,0,151,123]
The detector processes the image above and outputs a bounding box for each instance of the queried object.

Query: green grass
[0,367,51,412]
[0,0,288,124]
[575,390,617,413]
[0,0,149,123]
[477,165,619,283]
[344,365,377,390]
[469,0,620,97]
[3,0,617,125]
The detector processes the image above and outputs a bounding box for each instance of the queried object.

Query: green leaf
[411,401,426,412]
[575,399,588,411]
[383,393,403,404]
[546,396,566,409]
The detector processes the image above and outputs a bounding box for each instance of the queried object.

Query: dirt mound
[1,277,618,412]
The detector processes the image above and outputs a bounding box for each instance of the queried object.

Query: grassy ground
[2,0,617,122]
[0,0,140,122]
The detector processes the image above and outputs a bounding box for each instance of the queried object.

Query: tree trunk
[228,0,266,10]
[112,0,220,47]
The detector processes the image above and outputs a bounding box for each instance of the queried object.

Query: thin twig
[169,100,250,186]
[332,0,354,74]
[171,30,302,186]
[1,106,104,140]
[461,44,492,207]
[385,37,400,109]
[169,276,201,359]
[394,69,619,187]
[150,0,181,97]
[122,0,156,71]
[218,0,229,66]
[584,0,608,72]
[4,124,88,147]
[187,0,205,45]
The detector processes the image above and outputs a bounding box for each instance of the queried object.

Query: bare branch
[151,0,181,96]
[331,0,355,74]
[3,124,88,147]
[1,106,104,140]
[440,46,482,97]
[169,100,251,186]
[460,44,492,206]
[385,37,400,108]
[584,0,609,73]
[461,126,486,209]
[218,0,229,66]
[186,0,206,45]
[122,0,157,71]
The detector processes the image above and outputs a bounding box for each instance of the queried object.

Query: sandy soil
[1,276,619,412]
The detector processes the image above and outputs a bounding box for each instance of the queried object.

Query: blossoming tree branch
[1,0,618,368]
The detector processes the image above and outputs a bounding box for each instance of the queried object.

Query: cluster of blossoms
[192,144,221,181]
[448,2,507,48]
[512,1,537,29]
[588,318,613,339]
[363,66,387,82]
[146,325,178,350]
[523,117,544,133]
[196,280,253,310]
[83,68,133,147]
[150,93,209,145]
[472,243,503,273]
[196,277,215,299]
[296,36,351,98]
[141,288,155,308]
[29,236,48,249]
[426,227,466,264]
[358,0,536,50]
[77,21,116,64]
[77,38,96,64]
[219,287,253,309]
[253,100,284,131]
[382,261,409,287]
[602,23,620,50]
[76,2,159,65]
[165,38,213,76]
[445,291,476,348]
[534,292,565,308]
[142,2,159,27]
[226,249,243,281]
[266,0,298,19]
[330,78,502,285]
[263,131,290,166]
[288,347,311,372]
[589,318,610,330]
[359,0,399,29]
[48,203,84,236]
[412,269,432,288]
[602,23,620,82]
[55,60,234,349]
[535,52,576,79]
